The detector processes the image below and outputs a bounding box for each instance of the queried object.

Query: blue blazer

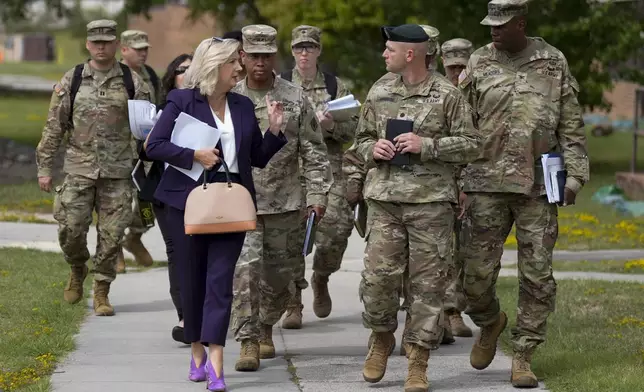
[145,88,287,211]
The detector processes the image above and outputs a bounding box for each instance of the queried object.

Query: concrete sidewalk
[49,266,541,392]
[2,222,644,269]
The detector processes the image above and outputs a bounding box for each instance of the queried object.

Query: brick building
[127,2,221,71]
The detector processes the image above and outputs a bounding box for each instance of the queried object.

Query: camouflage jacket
[137,64,159,106]
[458,37,589,195]
[36,61,150,179]
[287,69,357,196]
[355,72,482,204]
[341,72,397,193]
[232,75,332,214]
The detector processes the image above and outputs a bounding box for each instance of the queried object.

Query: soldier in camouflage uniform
[458,0,589,388]
[280,25,358,330]
[352,25,455,358]
[440,37,475,339]
[36,20,150,317]
[116,29,158,273]
[230,25,332,372]
[355,24,481,392]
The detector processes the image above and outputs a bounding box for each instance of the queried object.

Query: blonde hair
[183,37,239,96]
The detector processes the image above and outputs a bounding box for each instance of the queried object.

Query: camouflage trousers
[360,199,454,349]
[444,209,466,312]
[459,192,558,352]
[231,211,302,341]
[293,192,354,289]
[399,208,465,313]
[53,174,133,283]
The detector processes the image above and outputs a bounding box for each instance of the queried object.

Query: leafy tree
[0,0,67,23]
[101,1,644,108]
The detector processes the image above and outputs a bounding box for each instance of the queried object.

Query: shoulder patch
[310,115,319,131]
[53,83,65,96]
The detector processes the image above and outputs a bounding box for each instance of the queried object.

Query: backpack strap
[118,62,136,99]
[322,71,337,101]
[144,64,160,96]
[279,69,293,82]
[68,63,85,126]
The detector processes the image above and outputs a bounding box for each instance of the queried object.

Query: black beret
[381,24,429,43]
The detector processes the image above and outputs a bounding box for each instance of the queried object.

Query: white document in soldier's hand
[325,94,361,121]
[128,100,157,140]
[167,112,222,181]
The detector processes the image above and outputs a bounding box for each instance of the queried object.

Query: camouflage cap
[86,19,117,42]
[481,0,529,26]
[419,25,440,56]
[441,38,473,67]
[242,24,278,54]
[121,30,150,49]
[291,25,321,47]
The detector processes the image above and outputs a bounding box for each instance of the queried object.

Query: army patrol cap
[481,0,529,26]
[381,24,429,44]
[87,19,117,42]
[291,25,322,47]
[121,30,151,49]
[441,38,473,67]
[419,25,440,56]
[242,24,278,54]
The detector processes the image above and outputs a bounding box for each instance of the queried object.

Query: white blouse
[211,100,239,174]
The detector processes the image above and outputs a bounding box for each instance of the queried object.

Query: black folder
[302,210,317,256]
[385,118,413,166]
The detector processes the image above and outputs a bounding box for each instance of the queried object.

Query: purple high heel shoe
[189,352,207,382]
[205,360,226,391]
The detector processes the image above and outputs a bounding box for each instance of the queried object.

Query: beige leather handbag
[184,161,256,235]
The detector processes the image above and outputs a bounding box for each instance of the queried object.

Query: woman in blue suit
[145,36,287,391]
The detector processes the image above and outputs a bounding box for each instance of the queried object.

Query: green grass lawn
[496,277,644,392]
[0,31,88,81]
[551,259,644,274]
[0,248,88,392]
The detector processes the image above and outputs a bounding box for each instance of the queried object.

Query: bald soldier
[116,29,161,273]
[280,25,358,329]
[230,24,332,372]
[458,0,589,388]
[36,20,150,317]
[440,37,475,339]
[355,24,481,391]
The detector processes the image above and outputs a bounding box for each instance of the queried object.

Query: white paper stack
[166,112,222,181]
[326,94,361,121]
[128,100,158,140]
[540,153,564,203]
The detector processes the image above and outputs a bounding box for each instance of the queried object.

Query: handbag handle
[202,159,232,189]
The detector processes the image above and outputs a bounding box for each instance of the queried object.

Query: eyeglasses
[292,45,319,54]
[207,36,224,50]
[174,66,188,75]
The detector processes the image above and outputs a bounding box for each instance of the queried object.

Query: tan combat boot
[93,281,114,316]
[363,331,396,383]
[400,312,412,357]
[259,323,275,359]
[116,247,126,274]
[448,310,473,337]
[282,288,303,329]
[311,272,332,318]
[235,340,260,371]
[470,311,508,370]
[511,350,539,388]
[404,344,430,392]
[63,265,88,304]
[123,232,153,267]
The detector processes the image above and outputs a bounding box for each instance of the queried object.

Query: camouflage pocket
[52,183,66,223]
